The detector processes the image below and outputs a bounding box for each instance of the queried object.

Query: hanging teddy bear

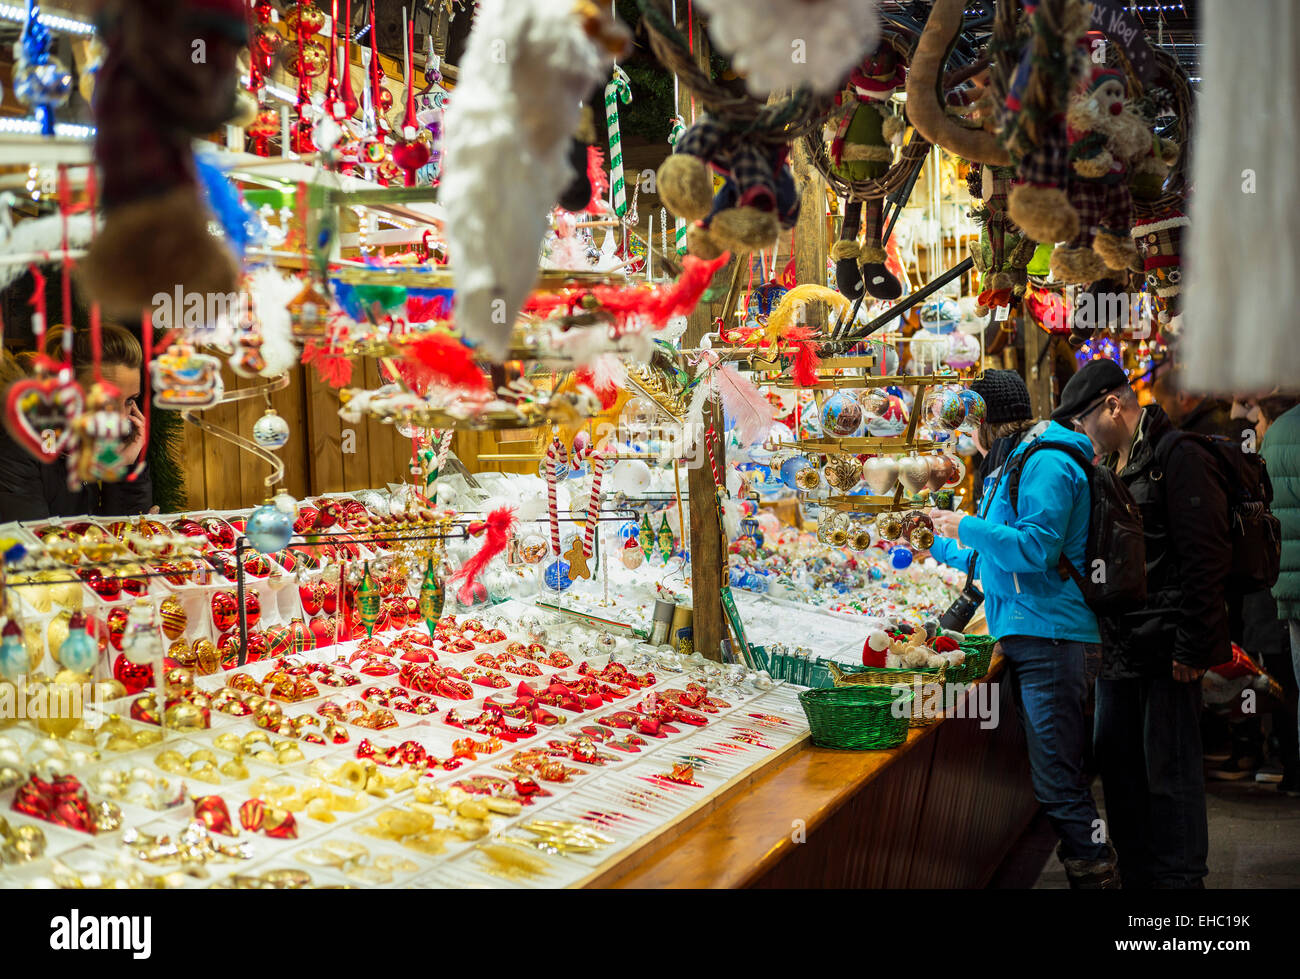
[81,0,249,319]
[656,115,799,259]
[828,45,906,301]
[1049,66,1153,285]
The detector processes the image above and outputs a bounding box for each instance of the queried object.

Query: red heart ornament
[4,373,83,462]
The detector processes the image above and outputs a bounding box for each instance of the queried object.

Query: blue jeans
[1094,675,1208,888]
[1000,636,1109,861]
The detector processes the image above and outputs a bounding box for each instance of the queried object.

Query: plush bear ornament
[657,116,799,258]
[81,0,249,319]
[1049,67,1153,284]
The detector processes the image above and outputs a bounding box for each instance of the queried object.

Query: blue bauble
[619,520,639,541]
[58,628,98,674]
[543,560,573,591]
[780,455,812,490]
[0,632,26,681]
[889,545,914,570]
[247,503,295,554]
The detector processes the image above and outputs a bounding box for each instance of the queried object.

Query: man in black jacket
[1054,359,1232,889]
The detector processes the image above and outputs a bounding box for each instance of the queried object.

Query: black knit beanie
[971,369,1032,425]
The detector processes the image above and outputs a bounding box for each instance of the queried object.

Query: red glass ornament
[210,591,239,632]
[106,605,129,651]
[112,654,153,695]
[194,796,237,836]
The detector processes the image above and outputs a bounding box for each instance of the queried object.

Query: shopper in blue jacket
[927,369,1115,888]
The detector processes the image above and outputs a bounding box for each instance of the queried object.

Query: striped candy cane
[605,66,632,218]
[704,425,722,489]
[434,429,454,472]
[545,437,568,556]
[579,450,611,558]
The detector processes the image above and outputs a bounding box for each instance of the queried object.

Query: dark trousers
[1001,636,1109,861]
[1094,675,1209,888]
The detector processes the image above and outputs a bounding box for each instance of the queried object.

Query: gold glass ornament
[823,455,863,491]
[877,512,905,541]
[794,460,822,492]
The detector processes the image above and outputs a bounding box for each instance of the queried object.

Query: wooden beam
[791,138,828,325]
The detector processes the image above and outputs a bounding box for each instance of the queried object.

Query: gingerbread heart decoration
[4,373,83,463]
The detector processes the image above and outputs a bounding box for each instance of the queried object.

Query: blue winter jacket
[930,421,1100,642]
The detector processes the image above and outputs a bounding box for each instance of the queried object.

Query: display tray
[586,637,1036,889]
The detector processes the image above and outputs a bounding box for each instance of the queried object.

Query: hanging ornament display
[4,364,83,464]
[246,494,297,554]
[0,621,28,681]
[639,514,656,561]
[417,557,445,637]
[356,564,381,637]
[13,0,73,136]
[57,612,98,674]
[70,382,133,486]
[656,515,675,562]
[252,409,291,449]
[152,345,225,410]
[392,12,431,187]
[250,0,282,77]
[621,537,645,570]
[120,601,162,666]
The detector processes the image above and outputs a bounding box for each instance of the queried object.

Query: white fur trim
[1130,214,1190,237]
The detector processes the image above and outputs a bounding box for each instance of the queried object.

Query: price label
[994,305,1010,321]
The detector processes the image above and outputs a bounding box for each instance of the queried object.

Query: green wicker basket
[945,636,998,684]
[798,685,914,750]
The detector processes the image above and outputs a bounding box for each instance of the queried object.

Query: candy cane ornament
[545,436,568,556]
[604,66,632,217]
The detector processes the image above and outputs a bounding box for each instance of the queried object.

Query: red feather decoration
[782,325,823,387]
[448,506,517,605]
[407,294,452,324]
[403,333,490,395]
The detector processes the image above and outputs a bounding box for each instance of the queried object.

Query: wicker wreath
[637,0,835,142]
[1121,46,1194,219]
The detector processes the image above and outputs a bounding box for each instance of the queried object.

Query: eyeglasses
[1071,390,1116,429]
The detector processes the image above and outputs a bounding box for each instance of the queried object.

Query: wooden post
[791,138,828,324]
[1021,315,1053,419]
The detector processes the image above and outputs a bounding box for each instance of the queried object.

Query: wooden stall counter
[585,655,1037,888]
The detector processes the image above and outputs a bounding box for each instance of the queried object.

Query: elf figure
[657,116,799,259]
[1049,67,1151,285]
[828,45,906,301]
[82,0,249,319]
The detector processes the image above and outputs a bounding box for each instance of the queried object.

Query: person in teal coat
[927,369,1113,887]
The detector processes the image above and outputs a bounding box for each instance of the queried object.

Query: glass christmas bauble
[958,390,987,433]
[889,545,914,570]
[866,394,907,437]
[925,388,967,431]
[542,560,573,591]
[820,393,864,438]
[247,503,295,554]
[780,455,813,490]
[252,409,291,449]
[13,58,72,111]
[876,512,905,541]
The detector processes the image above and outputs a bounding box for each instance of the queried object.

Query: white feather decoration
[0,212,96,291]
[248,265,300,378]
[441,0,616,360]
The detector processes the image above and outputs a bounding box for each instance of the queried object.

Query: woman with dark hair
[0,323,153,520]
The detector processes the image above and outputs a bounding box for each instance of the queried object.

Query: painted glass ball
[925,388,967,431]
[820,393,864,438]
[247,503,295,554]
[866,395,907,437]
[542,560,574,591]
[13,58,72,110]
[253,410,291,449]
[958,390,987,432]
[780,455,814,490]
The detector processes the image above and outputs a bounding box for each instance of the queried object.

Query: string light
[0,3,95,36]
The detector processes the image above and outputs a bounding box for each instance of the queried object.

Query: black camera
[939,582,984,633]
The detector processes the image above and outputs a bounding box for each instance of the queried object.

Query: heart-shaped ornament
[926,455,956,492]
[898,455,931,496]
[862,456,900,496]
[5,374,83,463]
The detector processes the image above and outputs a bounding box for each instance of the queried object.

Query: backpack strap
[1007,440,1095,514]
[1005,439,1096,585]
